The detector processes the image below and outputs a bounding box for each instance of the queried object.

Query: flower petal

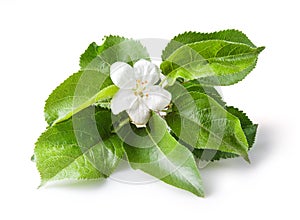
[110,62,136,89]
[111,89,137,115]
[133,59,160,85]
[143,85,172,111]
[126,98,150,127]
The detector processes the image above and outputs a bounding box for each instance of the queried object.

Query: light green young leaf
[35,107,124,186]
[165,83,250,162]
[116,113,204,197]
[45,36,149,126]
[192,106,258,161]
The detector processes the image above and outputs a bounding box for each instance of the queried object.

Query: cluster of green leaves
[34,30,263,197]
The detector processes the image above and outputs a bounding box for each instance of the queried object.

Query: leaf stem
[112,117,130,133]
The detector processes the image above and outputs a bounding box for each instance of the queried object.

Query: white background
[0,0,299,219]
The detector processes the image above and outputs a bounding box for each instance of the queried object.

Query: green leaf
[80,35,150,71]
[161,30,264,86]
[183,80,225,106]
[45,36,149,126]
[45,74,117,126]
[79,42,99,69]
[193,106,258,161]
[116,113,204,197]
[162,29,256,60]
[165,83,250,162]
[35,107,124,186]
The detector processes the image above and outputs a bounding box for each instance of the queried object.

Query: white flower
[110,59,171,127]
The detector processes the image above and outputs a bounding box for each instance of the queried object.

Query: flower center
[133,79,149,98]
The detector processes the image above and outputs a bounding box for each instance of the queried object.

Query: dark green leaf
[161,30,264,86]
[35,107,124,186]
[80,35,149,71]
[116,113,204,197]
[44,71,117,126]
[79,42,99,69]
[166,83,250,162]
[45,36,149,126]
[183,80,225,106]
[162,29,256,60]
[161,40,264,86]
[193,106,258,161]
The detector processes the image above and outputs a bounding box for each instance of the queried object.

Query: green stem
[113,117,130,133]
